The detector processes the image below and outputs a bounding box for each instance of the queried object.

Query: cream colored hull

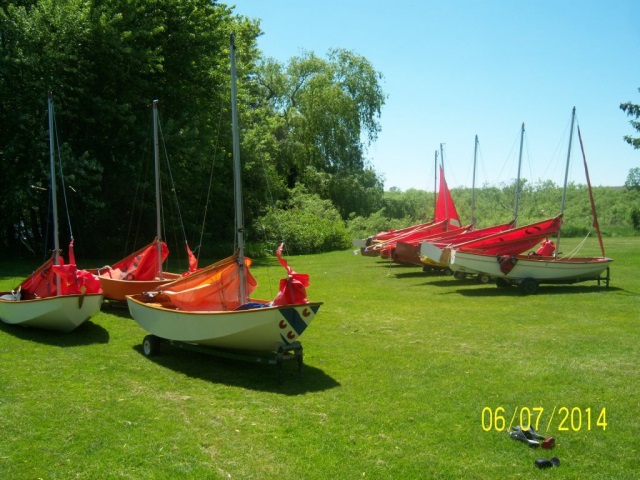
[0,294,104,332]
[450,250,613,281]
[127,295,322,352]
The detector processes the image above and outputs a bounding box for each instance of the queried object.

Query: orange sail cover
[160,256,257,311]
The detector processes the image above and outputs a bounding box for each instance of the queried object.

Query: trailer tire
[519,278,538,295]
[143,335,161,357]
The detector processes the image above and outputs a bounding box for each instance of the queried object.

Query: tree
[252,49,386,218]
[0,0,252,258]
[620,88,640,149]
[625,167,640,190]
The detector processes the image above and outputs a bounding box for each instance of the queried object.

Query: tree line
[0,0,386,262]
[1,2,638,263]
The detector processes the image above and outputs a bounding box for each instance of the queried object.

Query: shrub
[254,189,350,254]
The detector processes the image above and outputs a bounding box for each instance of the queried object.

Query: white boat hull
[127,295,322,352]
[0,293,104,333]
[450,250,613,282]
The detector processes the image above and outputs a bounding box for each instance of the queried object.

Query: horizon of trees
[1,1,638,261]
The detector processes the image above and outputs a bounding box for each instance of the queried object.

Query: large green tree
[252,49,386,218]
[0,0,257,258]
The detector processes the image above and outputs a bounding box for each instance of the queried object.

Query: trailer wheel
[142,335,161,357]
[477,273,491,284]
[519,278,538,295]
[453,271,465,279]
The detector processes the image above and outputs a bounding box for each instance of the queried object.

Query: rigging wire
[52,108,74,243]
[197,82,227,262]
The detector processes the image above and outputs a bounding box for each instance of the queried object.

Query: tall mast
[471,135,478,225]
[48,93,61,295]
[230,34,247,303]
[433,150,438,221]
[152,99,163,280]
[578,124,605,257]
[513,123,524,225]
[556,107,576,257]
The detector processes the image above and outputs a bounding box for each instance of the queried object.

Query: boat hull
[92,271,182,301]
[450,250,613,282]
[127,295,322,352]
[0,293,104,332]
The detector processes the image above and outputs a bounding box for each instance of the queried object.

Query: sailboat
[419,125,561,274]
[93,100,191,301]
[447,108,613,293]
[390,165,466,264]
[361,155,463,258]
[0,94,104,332]
[126,34,322,354]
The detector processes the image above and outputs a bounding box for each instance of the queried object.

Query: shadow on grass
[131,343,341,395]
[455,284,626,297]
[0,319,110,346]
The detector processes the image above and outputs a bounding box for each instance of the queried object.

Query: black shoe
[526,426,546,440]
[511,425,546,441]
[510,428,540,447]
[535,457,560,469]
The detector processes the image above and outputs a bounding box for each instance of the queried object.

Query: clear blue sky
[229,1,640,190]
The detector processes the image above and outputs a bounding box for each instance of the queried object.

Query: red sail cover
[104,241,169,281]
[272,243,310,306]
[456,216,563,256]
[434,166,461,229]
[19,241,102,299]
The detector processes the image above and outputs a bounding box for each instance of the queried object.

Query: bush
[254,189,350,254]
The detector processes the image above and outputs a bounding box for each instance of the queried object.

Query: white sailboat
[0,94,103,332]
[447,108,613,294]
[126,35,322,354]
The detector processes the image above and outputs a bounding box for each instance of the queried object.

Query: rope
[557,231,591,260]
[197,84,226,261]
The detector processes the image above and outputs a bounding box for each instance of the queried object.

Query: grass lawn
[1,237,639,479]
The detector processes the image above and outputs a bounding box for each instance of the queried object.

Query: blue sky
[229,1,640,190]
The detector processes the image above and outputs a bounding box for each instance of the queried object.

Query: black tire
[519,278,538,295]
[495,277,510,288]
[477,273,491,284]
[142,335,161,357]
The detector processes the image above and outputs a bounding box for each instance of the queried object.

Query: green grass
[1,238,639,479]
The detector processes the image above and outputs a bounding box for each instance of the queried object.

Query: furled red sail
[102,240,169,281]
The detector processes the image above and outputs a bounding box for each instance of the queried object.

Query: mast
[471,135,478,225]
[152,100,164,280]
[48,93,61,295]
[555,107,576,257]
[578,125,606,257]
[433,150,438,221]
[513,123,524,225]
[230,34,247,303]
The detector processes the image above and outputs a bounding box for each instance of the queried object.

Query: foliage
[253,187,350,254]
[252,49,386,218]
[620,87,640,149]
[625,167,640,190]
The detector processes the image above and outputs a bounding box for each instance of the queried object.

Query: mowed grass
[0,237,638,479]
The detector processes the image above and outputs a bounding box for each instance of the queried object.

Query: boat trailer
[141,334,305,378]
